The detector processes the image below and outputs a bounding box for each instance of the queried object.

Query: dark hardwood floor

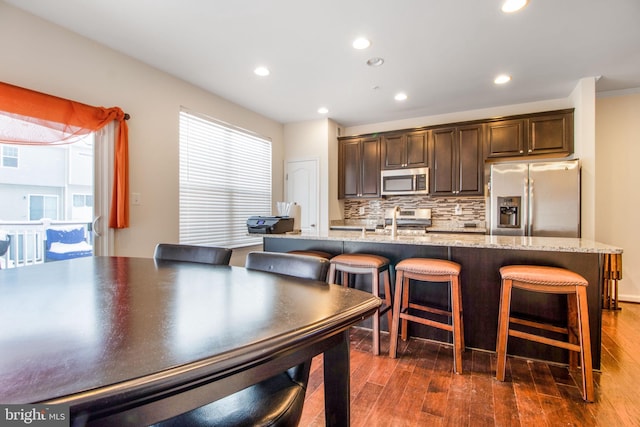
[300,302,640,426]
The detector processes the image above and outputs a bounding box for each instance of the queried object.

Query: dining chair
[154,251,330,427]
[246,250,331,281]
[153,243,232,266]
[0,235,10,269]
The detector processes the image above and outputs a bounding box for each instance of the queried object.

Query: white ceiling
[7,0,640,127]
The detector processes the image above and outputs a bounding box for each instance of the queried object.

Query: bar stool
[495,265,594,402]
[389,258,464,374]
[328,253,392,355]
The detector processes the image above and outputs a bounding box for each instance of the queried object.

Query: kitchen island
[263,231,623,369]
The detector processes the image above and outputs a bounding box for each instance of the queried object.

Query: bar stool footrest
[399,312,454,333]
[509,316,569,335]
[408,302,453,318]
[509,329,581,352]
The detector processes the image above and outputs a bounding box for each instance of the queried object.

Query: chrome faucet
[391,206,401,238]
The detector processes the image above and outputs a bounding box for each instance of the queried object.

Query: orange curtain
[0,82,129,228]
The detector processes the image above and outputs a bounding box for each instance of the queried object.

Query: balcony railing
[0,220,92,269]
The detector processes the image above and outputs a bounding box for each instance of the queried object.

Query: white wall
[283,119,331,233]
[328,120,343,224]
[570,77,597,240]
[0,2,284,257]
[596,91,640,302]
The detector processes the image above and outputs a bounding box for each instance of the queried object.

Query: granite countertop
[426,225,487,234]
[329,219,487,234]
[267,230,623,254]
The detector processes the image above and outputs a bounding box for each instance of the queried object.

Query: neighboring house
[0,139,93,222]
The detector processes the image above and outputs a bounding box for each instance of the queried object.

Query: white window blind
[179,109,271,248]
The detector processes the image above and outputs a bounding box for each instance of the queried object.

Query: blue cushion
[46,228,86,249]
[46,250,92,261]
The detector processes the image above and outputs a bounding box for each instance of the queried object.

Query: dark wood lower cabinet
[264,237,602,369]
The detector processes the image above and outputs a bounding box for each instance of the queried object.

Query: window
[179,109,272,248]
[29,195,59,220]
[2,145,18,168]
[73,194,94,208]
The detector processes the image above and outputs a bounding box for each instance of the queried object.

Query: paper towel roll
[291,203,301,232]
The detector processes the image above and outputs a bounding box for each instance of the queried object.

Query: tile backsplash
[343,196,486,225]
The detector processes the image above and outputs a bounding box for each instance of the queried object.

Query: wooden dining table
[0,256,381,426]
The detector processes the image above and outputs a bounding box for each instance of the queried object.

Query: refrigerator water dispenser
[497,196,521,228]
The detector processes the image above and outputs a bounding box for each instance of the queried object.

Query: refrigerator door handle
[522,176,530,236]
[528,178,534,236]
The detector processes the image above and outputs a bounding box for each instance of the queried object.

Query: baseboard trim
[619,294,640,304]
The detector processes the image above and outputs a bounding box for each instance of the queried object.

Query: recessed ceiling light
[352,37,371,50]
[394,92,408,101]
[254,66,270,77]
[494,74,512,84]
[317,107,329,114]
[501,0,528,13]
[366,57,385,67]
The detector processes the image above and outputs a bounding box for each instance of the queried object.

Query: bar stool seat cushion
[500,265,588,287]
[396,258,460,276]
[330,253,389,269]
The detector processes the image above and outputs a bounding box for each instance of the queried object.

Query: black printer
[247,216,294,234]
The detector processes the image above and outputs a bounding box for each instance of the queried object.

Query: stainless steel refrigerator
[489,159,580,237]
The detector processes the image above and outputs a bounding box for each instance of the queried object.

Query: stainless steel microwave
[380,167,430,195]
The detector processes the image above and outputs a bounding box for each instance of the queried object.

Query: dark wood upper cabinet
[431,127,456,195]
[486,110,573,158]
[338,109,572,199]
[338,136,380,199]
[381,131,428,169]
[360,137,381,197]
[486,119,525,157]
[431,124,483,196]
[458,125,484,194]
[339,138,360,199]
[528,112,573,155]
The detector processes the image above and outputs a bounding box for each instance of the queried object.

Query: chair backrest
[153,243,232,266]
[245,251,330,282]
[245,251,329,383]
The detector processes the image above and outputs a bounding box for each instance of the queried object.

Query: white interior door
[285,159,318,233]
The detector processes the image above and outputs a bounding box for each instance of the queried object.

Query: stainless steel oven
[380,167,429,195]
